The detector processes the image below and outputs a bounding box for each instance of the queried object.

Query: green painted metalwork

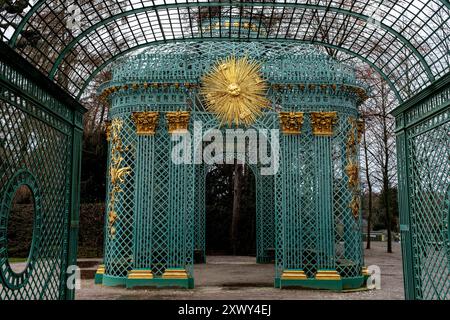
[194,164,206,263]
[0,170,42,290]
[78,38,402,102]
[46,3,434,82]
[99,39,365,289]
[392,73,450,300]
[0,43,86,300]
[1,1,448,101]
[255,172,275,264]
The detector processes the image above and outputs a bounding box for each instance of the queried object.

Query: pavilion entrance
[198,161,275,262]
[195,162,275,287]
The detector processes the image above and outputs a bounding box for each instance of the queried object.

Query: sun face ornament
[200,56,270,127]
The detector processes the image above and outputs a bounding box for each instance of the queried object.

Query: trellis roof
[1,1,449,102]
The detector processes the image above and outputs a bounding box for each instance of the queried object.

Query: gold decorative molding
[107,119,131,239]
[128,269,154,280]
[132,111,159,135]
[95,265,105,275]
[345,162,359,189]
[166,111,191,133]
[162,268,189,279]
[356,118,365,143]
[362,266,370,277]
[310,112,338,136]
[349,195,360,220]
[104,120,112,141]
[346,117,362,220]
[279,112,304,134]
[281,269,308,280]
[315,270,342,281]
[347,118,357,155]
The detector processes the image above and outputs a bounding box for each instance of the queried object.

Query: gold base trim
[96,264,105,275]
[281,269,308,280]
[162,268,189,279]
[362,266,370,277]
[127,269,154,280]
[315,270,342,281]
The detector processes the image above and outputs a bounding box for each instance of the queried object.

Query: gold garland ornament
[107,119,131,238]
[346,117,362,220]
[200,56,270,127]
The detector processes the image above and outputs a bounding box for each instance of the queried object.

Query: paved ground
[75,242,404,300]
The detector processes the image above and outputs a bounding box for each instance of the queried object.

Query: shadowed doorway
[205,163,256,257]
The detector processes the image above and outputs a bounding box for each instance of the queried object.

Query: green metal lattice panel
[1,1,449,102]
[103,115,136,278]
[275,107,363,280]
[393,73,450,300]
[333,112,364,278]
[0,44,85,300]
[194,163,206,263]
[255,174,275,263]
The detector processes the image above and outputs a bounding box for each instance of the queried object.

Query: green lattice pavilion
[96,28,369,289]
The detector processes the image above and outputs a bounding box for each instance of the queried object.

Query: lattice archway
[192,112,279,266]
[1,1,448,102]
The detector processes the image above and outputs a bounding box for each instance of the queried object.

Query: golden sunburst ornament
[200,56,270,127]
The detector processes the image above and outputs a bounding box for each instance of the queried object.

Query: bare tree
[362,113,374,249]
[362,77,398,253]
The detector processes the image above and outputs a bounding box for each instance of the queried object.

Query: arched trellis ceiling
[0,0,449,102]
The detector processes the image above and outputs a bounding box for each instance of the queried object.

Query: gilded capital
[132,111,159,135]
[279,112,304,134]
[310,112,338,136]
[166,111,191,133]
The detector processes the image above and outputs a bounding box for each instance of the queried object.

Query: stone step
[77,259,102,268]
[80,268,98,279]
[77,259,102,280]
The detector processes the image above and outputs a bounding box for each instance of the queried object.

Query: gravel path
[75,242,404,300]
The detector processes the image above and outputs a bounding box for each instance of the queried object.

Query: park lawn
[9,258,28,263]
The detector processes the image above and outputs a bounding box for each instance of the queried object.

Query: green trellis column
[342,118,364,280]
[194,164,206,263]
[126,111,159,288]
[66,111,84,300]
[256,174,275,263]
[277,112,309,287]
[164,111,195,289]
[311,112,342,290]
[95,122,111,285]
[394,113,417,300]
